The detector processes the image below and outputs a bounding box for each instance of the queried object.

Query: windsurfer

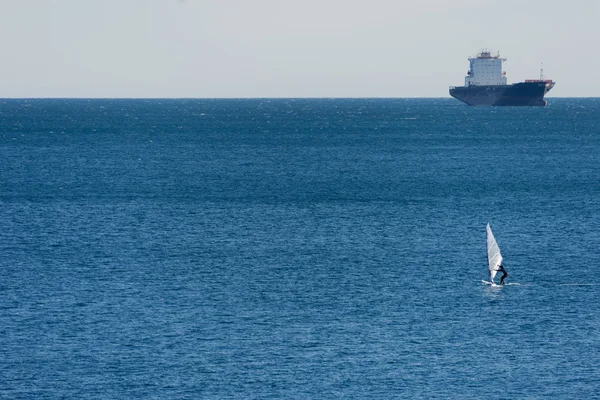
[497,264,508,285]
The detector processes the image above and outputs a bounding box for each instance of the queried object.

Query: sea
[1,98,600,399]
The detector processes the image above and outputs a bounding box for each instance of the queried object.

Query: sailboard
[485,223,503,285]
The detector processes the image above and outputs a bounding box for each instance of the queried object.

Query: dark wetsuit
[498,265,508,285]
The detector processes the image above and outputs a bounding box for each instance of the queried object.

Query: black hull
[449,81,555,106]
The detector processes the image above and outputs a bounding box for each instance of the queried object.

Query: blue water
[1,98,600,398]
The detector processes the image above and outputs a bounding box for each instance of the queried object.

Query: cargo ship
[449,51,555,106]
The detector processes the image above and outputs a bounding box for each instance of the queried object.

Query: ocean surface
[1,98,600,399]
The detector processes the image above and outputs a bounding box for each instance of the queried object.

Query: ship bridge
[465,50,507,86]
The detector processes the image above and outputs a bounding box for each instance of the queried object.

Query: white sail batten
[486,223,503,282]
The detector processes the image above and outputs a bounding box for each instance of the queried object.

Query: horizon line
[0,96,594,100]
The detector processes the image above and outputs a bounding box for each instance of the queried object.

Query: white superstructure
[465,51,507,86]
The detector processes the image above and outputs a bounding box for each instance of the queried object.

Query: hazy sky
[1,0,598,97]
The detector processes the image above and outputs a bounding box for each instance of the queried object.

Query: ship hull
[449,81,555,106]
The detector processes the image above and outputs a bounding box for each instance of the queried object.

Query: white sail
[486,223,503,282]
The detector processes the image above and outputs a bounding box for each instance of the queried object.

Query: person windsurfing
[497,264,508,285]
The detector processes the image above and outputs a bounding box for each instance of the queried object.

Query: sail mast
[486,223,503,282]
